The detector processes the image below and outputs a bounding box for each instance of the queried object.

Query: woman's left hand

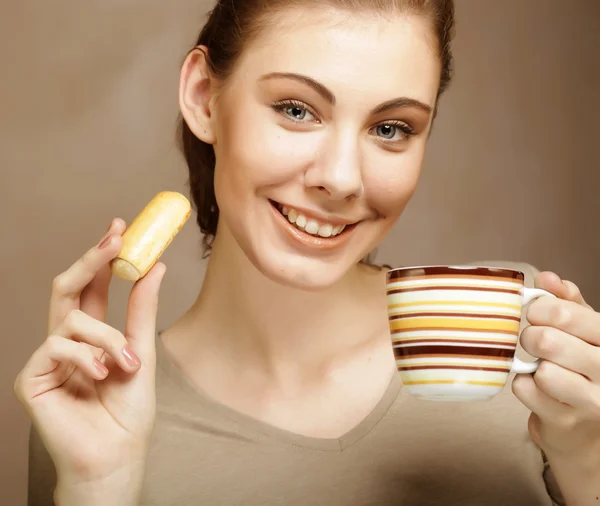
[512,271,600,456]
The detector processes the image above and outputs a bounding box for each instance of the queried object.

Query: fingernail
[93,359,109,377]
[122,345,141,368]
[98,234,113,249]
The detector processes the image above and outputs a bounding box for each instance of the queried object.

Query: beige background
[2,1,598,504]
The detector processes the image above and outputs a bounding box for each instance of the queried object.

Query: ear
[179,46,217,144]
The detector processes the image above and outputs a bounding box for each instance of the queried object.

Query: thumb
[125,262,167,360]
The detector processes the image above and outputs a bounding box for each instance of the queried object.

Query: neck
[170,229,388,377]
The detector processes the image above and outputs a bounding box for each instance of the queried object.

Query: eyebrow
[260,72,336,105]
[371,97,432,115]
[259,71,433,116]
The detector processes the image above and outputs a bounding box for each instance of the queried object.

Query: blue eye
[370,121,415,143]
[272,100,317,123]
[286,106,308,120]
[377,124,396,139]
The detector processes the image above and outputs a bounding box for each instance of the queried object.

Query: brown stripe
[395,345,515,359]
[393,338,517,347]
[397,365,510,373]
[394,352,513,361]
[392,327,519,335]
[387,274,524,284]
[387,286,521,295]
[390,312,521,322]
[387,266,524,281]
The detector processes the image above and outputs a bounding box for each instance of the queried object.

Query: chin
[249,249,360,291]
[234,226,379,292]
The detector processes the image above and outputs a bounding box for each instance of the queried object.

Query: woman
[15,0,600,504]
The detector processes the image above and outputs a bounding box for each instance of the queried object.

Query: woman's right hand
[14,218,167,505]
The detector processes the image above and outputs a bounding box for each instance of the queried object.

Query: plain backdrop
[1,1,598,504]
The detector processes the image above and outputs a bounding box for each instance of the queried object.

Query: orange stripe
[392,338,517,347]
[396,353,513,361]
[402,379,505,387]
[387,286,521,295]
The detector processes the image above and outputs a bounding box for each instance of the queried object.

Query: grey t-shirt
[27,263,565,505]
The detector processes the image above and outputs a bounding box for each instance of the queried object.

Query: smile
[276,204,350,238]
[269,200,358,250]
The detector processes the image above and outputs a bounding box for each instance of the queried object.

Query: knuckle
[51,273,69,294]
[104,326,126,348]
[536,327,558,357]
[511,375,529,397]
[549,303,570,327]
[556,413,577,431]
[79,249,95,269]
[534,361,554,387]
[64,309,84,329]
[75,341,92,361]
[44,334,63,354]
[13,372,24,399]
[525,299,544,324]
[563,280,581,298]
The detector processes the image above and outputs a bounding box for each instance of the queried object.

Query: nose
[305,129,363,200]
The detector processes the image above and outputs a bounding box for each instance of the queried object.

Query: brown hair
[178,0,456,257]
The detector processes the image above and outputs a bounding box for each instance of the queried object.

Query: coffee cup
[386,265,554,401]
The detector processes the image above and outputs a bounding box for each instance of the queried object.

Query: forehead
[230,6,441,107]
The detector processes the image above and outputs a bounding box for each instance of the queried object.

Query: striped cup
[386,266,554,401]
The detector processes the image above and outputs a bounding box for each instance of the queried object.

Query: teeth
[277,204,349,238]
[305,220,319,235]
[295,214,307,229]
[318,224,333,237]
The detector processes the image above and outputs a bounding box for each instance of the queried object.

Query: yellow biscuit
[111,191,191,281]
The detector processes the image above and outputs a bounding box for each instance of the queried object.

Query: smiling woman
[178,2,443,289]
[18,1,576,505]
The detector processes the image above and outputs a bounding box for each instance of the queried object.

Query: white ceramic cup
[386,265,554,401]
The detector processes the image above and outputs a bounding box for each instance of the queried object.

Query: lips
[269,200,357,250]
[271,202,348,238]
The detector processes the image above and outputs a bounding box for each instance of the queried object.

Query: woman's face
[204,7,440,290]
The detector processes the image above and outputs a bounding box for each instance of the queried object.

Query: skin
[13,5,600,505]
[169,7,439,436]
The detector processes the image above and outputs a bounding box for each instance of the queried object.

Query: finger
[17,336,109,399]
[51,309,141,373]
[512,372,574,428]
[534,271,590,308]
[124,262,167,360]
[561,280,591,308]
[519,325,600,381]
[526,296,600,346]
[48,218,125,332]
[532,360,594,412]
[80,218,128,321]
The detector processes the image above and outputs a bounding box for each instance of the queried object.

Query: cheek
[364,148,424,217]
[215,104,320,191]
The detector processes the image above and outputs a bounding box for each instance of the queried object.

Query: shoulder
[462,260,540,288]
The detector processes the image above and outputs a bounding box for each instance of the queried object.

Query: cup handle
[509,287,556,374]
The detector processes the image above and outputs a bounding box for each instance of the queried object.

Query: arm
[28,425,56,506]
[28,425,147,506]
[511,263,600,506]
[543,449,600,506]
[466,261,573,505]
